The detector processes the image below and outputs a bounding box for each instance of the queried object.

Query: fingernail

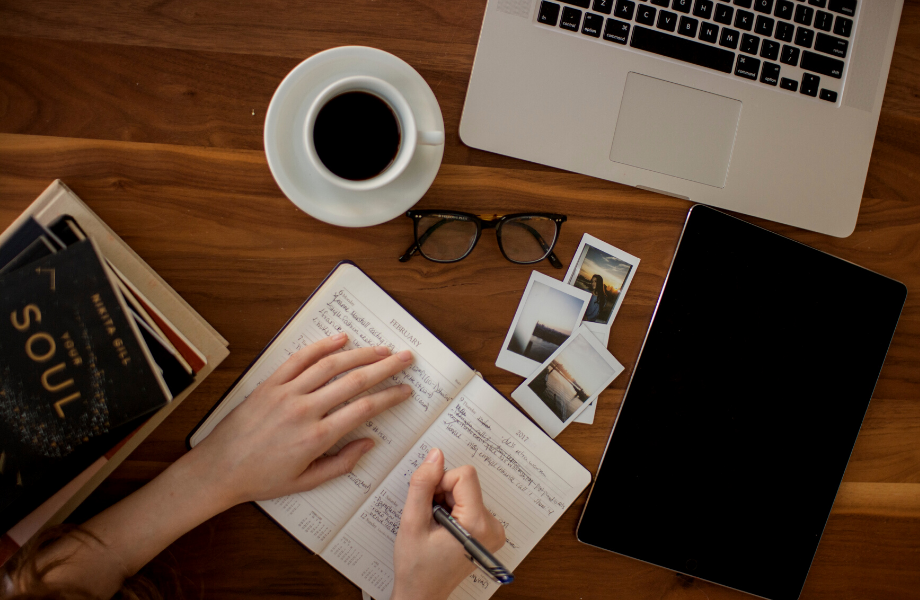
[424,448,441,464]
[333,333,347,341]
[401,384,413,396]
[362,439,375,453]
[375,346,391,356]
[397,349,412,362]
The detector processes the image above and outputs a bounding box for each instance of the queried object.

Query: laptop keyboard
[536,0,856,102]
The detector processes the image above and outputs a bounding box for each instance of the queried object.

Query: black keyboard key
[775,20,794,41]
[699,21,720,42]
[735,54,761,79]
[774,0,794,19]
[693,0,714,19]
[808,0,827,7]
[734,0,753,7]
[630,25,737,72]
[735,9,754,30]
[658,10,678,30]
[673,0,693,13]
[561,6,583,30]
[814,32,848,57]
[833,15,852,37]
[651,0,670,6]
[714,4,734,24]
[561,0,591,7]
[755,15,775,35]
[636,4,658,24]
[583,12,605,36]
[780,44,800,65]
[795,26,815,47]
[820,88,838,102]
[760,39,780,59]
[538,1,562,25]
[720,27,740,48]
[801,50,844,77]
[794,4,813,25]
[760,61,781,84]
[678,16,699,36]
[827,0,855,16]
[616,0,637,19]
[741,33,760,53]
[801,72,820,96]
[753,0,774,13]
[593,0,615,14]
[814,10,833,31]
[780,77,798,91]
[604,18,631,42]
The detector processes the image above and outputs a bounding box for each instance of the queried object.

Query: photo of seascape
[507,281,585,363]
[528,333,616,422]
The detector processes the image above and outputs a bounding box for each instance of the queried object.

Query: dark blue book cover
[0,239,171,513]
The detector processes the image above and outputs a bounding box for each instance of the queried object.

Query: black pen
[432,504,514,585]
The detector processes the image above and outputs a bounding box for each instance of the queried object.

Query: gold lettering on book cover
[13,306,84,420]
[10,304,41,331]
[35,267,55,291]
[41,363,74,393]
[26,332,56,362]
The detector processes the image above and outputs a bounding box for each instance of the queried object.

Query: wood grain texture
[1,0,919,598]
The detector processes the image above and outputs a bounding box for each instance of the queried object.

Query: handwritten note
[189,264,475,553]
[321,376,591,600]
[188,264,591,600]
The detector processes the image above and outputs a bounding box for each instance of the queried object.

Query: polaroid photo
[564,234,640,346]
[573,398,596,425]
[511,325,624,438]
[496,271,592,378]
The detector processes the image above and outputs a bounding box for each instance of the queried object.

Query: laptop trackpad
[610,72,742,189]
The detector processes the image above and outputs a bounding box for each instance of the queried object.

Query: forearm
[18,339,413,598]
[41,448,233,598]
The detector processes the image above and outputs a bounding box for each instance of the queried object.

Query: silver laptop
[460,0,903,237]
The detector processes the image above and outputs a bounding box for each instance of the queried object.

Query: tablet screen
[577,206,906,600]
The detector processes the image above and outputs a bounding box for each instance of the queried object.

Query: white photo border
[511,325,624,438]
[495,271,591,378]
[563,233,640,344]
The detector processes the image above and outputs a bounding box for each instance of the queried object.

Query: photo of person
[506,280,587,363]
[565,235,640,328]
[526,332,617,422]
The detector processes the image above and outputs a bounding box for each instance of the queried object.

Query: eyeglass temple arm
[399,218,453,262]
[511,221,564,269]
[398,242,420,262]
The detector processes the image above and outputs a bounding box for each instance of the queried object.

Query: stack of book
[0,181,229,564]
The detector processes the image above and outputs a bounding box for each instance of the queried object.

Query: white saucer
[264,47,445,228]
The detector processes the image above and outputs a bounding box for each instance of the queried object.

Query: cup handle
[418,130,445,146]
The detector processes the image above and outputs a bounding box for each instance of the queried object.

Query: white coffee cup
[303,75,445,192]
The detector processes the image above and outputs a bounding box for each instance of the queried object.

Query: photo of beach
[528,333,617,422]
[506,280,585,363]
[569,245,634,325]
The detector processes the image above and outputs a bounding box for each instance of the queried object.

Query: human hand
[193,333,414,508]
[392,448,506,600]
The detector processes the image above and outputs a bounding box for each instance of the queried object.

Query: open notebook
[189,262,591,600]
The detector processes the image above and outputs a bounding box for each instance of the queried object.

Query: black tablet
[577,206,907,600]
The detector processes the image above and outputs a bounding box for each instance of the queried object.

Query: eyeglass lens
[499,216,558,263]
[417,215,478,261]
[416,214,558,263]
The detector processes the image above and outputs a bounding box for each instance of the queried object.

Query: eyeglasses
[399,211,566,268]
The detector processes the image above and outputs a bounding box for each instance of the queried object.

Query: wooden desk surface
[1,1,918,598]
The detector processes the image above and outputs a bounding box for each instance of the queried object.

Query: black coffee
[313,92,401,181]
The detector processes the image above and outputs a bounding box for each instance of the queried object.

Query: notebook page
[189,264,475,552]
[320,375,592,600]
